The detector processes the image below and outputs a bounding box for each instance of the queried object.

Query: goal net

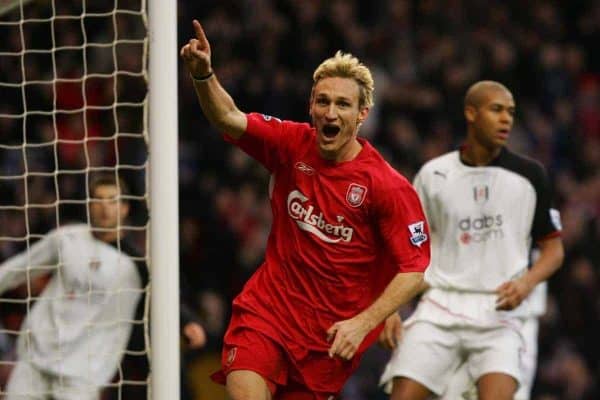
[0,1,150,398]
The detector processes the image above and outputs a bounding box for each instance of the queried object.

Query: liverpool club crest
[346,183,367,207]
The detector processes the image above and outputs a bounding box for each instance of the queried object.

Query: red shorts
[211,313,360,399]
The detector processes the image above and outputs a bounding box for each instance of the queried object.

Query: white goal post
[148,0,180,399]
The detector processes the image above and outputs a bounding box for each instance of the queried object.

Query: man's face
[466,88,515,150]
[89,184,129,229]
[309,77,369,161]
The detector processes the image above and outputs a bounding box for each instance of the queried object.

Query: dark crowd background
[1,1,599,400]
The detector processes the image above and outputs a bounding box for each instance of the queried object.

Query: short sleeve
[224,113,304,172]
[530,164,561,241]
[375,178,431,273]
[412,167,436,232]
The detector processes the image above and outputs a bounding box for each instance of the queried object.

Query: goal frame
[148,1,180,399]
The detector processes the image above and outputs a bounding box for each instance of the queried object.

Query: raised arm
[180,20,247,139]
[0,232,59,295]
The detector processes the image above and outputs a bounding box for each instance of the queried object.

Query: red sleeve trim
[536,230,561,243]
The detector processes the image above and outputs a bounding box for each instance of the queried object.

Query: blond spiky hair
[312,51,374,109]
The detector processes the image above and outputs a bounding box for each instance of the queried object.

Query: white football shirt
[0,224,144,386]
[413,148,560,321]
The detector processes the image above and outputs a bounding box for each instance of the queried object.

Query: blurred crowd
[1,1,599,399]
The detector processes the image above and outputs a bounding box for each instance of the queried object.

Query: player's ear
[358,107,369,123]
[120,200,130,220]
[464,105,476,123]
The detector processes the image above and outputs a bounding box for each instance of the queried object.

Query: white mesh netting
[0,1,149,398]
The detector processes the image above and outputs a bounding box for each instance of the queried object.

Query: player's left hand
[495,276,534,310]
[326,316,372,360]
[183,321,207,349]
[180,20,212,79]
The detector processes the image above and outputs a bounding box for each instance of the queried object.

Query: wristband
[191,71,214,82]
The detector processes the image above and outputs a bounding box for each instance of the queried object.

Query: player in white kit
[379,81,564,400]
[0,175,144,400]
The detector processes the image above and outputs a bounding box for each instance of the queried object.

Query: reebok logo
[295,161,315,175]
[226,347,237,366]
[287,190,354,243]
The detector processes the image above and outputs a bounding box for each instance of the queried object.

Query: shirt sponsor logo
[458,214,504,244]
[287,190,354,243]
[408,221,428,247]
[295,161,315,175]
[346,183,367,207]
[550,208,562,231]
[64,278,106,301]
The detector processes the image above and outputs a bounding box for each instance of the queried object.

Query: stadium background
[1,0,599,399]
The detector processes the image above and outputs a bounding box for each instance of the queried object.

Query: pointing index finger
[192,19,208,45]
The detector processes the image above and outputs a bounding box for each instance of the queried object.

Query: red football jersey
[226,113,430,354]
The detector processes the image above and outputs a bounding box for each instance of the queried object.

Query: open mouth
[497,129,509,138]
[322,125,340,138]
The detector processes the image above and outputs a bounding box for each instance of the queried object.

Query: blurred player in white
[379,81,564,400]
[0,174,144,400]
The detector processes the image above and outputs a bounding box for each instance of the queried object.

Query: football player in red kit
[181,19,430,400]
